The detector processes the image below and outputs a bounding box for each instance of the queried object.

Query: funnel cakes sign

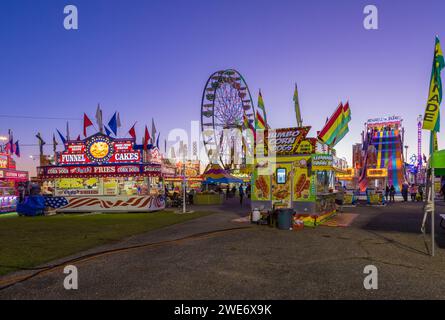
[59,133,141,165]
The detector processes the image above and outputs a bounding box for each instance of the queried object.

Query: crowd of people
[164,183,251,208]
[385,183,424,203]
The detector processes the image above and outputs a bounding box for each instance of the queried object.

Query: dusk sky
[1,0,445,175]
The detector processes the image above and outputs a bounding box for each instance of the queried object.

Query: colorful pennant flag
[144,125,150,151]
[14,141,20,157]
[255,111,266,130]
[95,104,104,133]
[128,123,136,140]
[293,83,303,127]
[66,122,70,141]
[104,126,112,136]
[57,129,66,144]
[52,133,58,153]
[7,130,13,155]
[257,90,268,126]
[318,103,344,146]
[108,112,118,136]
[117,112,122,129]
[331,102,352,146]
[151,118,157,144]
[83,113,93,137]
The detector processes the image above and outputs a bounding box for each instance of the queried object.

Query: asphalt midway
[2,198,445,299]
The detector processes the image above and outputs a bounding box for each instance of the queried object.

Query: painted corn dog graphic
[255,176,269,198]
[295,174,310,198]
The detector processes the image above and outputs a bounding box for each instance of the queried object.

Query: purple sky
[1,0,445,175]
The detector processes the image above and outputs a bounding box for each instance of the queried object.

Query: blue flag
[108,112,118,136]
[14,141,20,157]
[104,126,112,136]
[57,129,66,144]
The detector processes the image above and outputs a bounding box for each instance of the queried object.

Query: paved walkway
[2,198,445,299]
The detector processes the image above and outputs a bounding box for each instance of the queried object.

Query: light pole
[404,145,409,162]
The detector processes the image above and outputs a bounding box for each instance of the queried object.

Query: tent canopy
[429,149,445,176]
[202,164,243,184]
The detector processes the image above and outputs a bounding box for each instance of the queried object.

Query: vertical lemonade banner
[422,36,444,154]
[421,36,444,257]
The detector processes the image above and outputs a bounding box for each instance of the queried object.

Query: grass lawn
[0,210,212,276]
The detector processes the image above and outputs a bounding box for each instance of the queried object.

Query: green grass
[0,210,212,276]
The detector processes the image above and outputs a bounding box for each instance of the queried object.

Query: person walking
[410,184,418,202]
[335,183,344,213]
[418,184,424,201]
[239,184,244,206]
[390,185,396,203]
[231,185,237,197]
[385,185,390,202]
[401,183,408,202]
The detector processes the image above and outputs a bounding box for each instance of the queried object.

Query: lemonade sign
[311,154,333,171]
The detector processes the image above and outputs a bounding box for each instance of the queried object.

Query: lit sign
[114,153,140,161]
[0,154,8,169]
[367,168,388,177]
[366,116,402,125]
[336,168,355,180]
[0,169,28,180]
[59,134,141,164]
[39,164,161,178]
[264,127,311,155]
[311,154,334,171]
[86,136,113,163]
[61,154,86,163]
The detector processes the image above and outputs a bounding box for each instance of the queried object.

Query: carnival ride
[358,117,406,192]
[200,69,255,170]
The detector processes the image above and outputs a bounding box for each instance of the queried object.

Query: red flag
[83,113,93,137]
[144,125,150,150]
[129,123,136,140]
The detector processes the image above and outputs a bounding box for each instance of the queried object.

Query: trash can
[276,208,294,230]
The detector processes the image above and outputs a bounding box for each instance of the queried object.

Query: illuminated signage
[0,154,8,169]
[336,168,355,180]
[114,153,139,161]
[264,127,311,155]
[39,164,161,178]
[0,169,28,180]
[366,116,402,125]
[59,134,141,164]
[367,168,388,177]
[311,154,334,171]
[61,154,86,163]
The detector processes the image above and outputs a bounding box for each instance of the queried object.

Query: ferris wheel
[200,69,256,170]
